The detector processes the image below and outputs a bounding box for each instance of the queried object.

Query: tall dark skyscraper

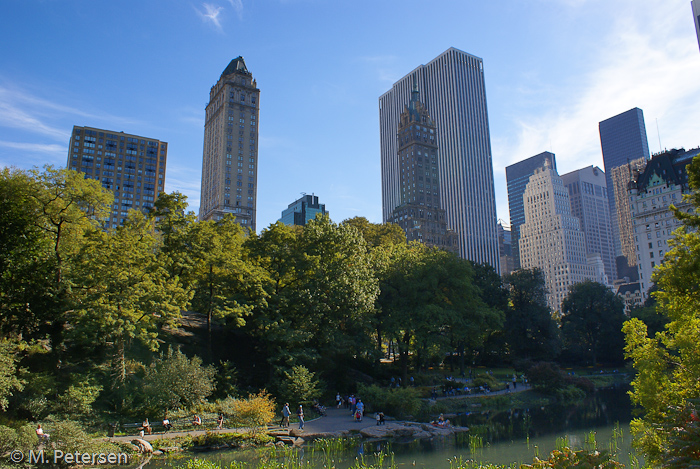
[379,48,500,270]
[200,57,259,230]
[505,151,557,270]
[599,108,650,265]
[388,83,457,252]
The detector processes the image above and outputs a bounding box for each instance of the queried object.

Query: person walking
[281,403,291,427]
[512,374,517,390]
[297,405,304,430]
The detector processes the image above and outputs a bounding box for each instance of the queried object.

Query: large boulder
[130,438,153,454]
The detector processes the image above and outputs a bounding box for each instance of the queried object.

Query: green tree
[378,244,502,380]
[69,211,189,387]
[504,268,560,361]
[342,216,406,248]
[561,281,626,365]
[0,339,24,410]
[623,155,700,465]
[278,365,323,406]
[142,347,216,414]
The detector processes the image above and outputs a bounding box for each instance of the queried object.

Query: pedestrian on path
[297,405,304,430]
[281,403,291,427]
[512,374,517,390]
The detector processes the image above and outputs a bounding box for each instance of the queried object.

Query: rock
[360,423,423,439]
[292,437,304,447]
[152,450,163,456]
[131,438,153,454]
[158,447,182,453]
[288,429,305,437]
[275,441,285,447]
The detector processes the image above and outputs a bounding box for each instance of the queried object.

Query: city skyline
[1,1,699,232]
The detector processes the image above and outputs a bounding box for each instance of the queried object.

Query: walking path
[104,384,534,444]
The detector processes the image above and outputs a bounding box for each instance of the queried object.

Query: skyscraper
[505,151,557,270]
[379,47,500,270]
[561,166,615,285]
[611,157,647,280]
[692,0,700,51]
[200,57,259,230]
[388,83,457,252]
[67,126,167,228]
[598,108,650,267]
[279,194,327,226]
[519,160,594,313]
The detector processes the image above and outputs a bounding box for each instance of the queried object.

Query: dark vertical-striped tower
[379,48,499,271]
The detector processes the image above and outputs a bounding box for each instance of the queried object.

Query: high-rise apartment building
[692,0,700,51]
[611,157,647,279]
[629,147,700,296]
[279,194,327,226]
[379,47,500,270]
[505,152,557,270]
[67,126,167,228]
[200,57,259,230]
[599,108,651,266]
[388,84,457,252]
[561,166,615,285]
[519,160,595,313]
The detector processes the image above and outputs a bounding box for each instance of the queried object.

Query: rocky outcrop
[359,422,468,440]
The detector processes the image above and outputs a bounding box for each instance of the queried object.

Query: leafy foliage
[356,383,421,418]
[277,365,323,406]
[560,281,626,366]
[623,155,700,465]
[142,347,216,414]
[504,269,560,361]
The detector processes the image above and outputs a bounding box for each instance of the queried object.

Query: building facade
[519,161,595,313]
[497,221,515,276]
[67,126,167,228]
[388,84,457,252]
[379,47,500,270]
[505,152,557,270]
[630,148,700,297]
[598,108,651,265]
[561,166,615,285]
[279,194,327,226]
[611,157,647,280]
[200,57,259,230]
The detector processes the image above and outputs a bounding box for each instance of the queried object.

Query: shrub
[471,373,504,391]
[356,384,421,418]
[141,347,216,415]
[277,365,323,406]
[526,362,565,392]
[521,446,624,468]
[220,391,276,430]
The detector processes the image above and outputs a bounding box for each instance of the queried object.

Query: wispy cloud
[492,0,700,219]
[228,0,243,20]
[196,3,224,31]
[0,141,66,153]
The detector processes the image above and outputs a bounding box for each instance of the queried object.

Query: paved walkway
[104,385,534,444]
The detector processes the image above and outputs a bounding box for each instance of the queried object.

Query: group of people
[280,403,306,430]
[136,413,225,436]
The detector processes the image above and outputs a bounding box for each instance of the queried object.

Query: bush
[526,362,565,392]
[217,391,276,430]
[521,446,624,468]
[356,384,421,418]
[471,373,504,391]
[141,347,216,415]
[277,365,323,406]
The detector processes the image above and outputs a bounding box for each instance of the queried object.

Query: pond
[147,386,643,468]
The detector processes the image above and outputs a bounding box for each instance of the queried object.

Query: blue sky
[1,0,699,230]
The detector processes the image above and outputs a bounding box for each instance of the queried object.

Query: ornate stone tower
[389,82,457,253]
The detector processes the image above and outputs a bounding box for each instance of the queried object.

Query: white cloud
[196,3,224,31]
[0,141,66,153]
[228,0,243,20]
[492,0,700,219]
